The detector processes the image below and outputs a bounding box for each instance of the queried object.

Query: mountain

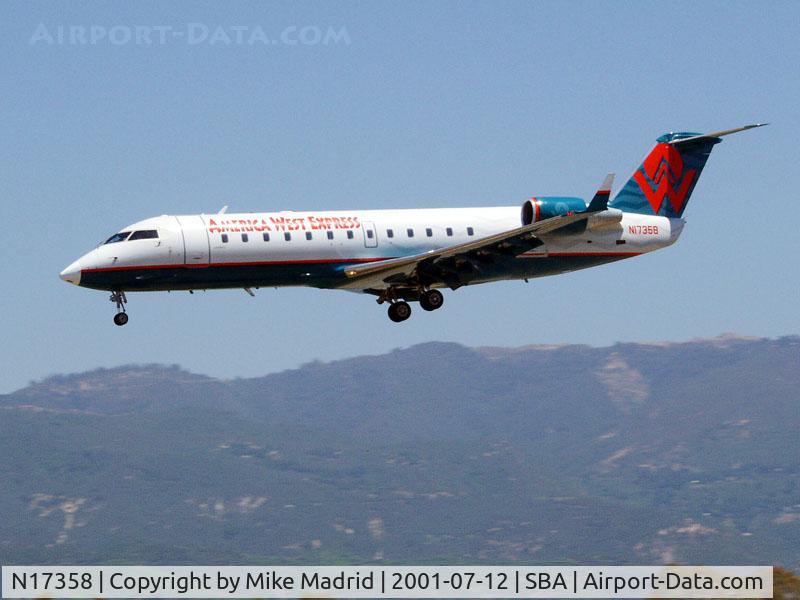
[1,335,798,568]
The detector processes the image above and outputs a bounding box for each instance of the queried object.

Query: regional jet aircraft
[60,124,764,325]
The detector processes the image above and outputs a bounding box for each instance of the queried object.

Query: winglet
[218,205,228,215]
[586,172,615,212]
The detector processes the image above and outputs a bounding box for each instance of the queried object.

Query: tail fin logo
[633,143,696,214]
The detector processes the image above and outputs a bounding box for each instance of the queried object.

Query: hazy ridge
[1,335,798,567]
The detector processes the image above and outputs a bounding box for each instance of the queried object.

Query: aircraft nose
[59,259,82,285]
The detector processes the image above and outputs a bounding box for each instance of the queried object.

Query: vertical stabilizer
[609,124,765,217]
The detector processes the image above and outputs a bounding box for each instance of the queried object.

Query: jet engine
[521,197,587,225]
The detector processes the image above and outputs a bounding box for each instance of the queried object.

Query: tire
[113,313,129,326]
[388,301,412,322]
[419,289,444,311]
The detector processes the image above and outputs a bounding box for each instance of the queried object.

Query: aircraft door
[150,217,183,265]
[362,221,378,248]
[176,215,210,264]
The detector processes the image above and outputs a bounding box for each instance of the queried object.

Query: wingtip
[600,172,615,192]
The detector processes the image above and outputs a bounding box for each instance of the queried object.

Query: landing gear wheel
[109,290,129,326]
[419,289,444,311]
[387,301,412,323]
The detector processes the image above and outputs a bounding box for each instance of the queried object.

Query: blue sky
[1,1,797,392]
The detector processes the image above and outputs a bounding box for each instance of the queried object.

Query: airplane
[60,124,765,325]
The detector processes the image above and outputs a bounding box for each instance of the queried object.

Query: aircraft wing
[340,212,591,292]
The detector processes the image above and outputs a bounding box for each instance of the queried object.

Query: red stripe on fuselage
[519,251,641,257]
[81,251,641,275]
[550,251,640,257]
[81,257,393,273]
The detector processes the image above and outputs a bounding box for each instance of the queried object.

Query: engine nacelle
[521,196,587,225]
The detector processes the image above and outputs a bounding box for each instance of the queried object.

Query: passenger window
[284,232,291,241]
[426,228,433,237]
[387,229,394,238]
[263,232,270,242]
[407,228,414,238]
[327,231,334,240]
[221,234,229,243]
[367,230,374,239]
[241,233,249,242]
[446,227,453,237]
[104,232,131,244]
[467,227,474,236]
[347,230,354,239]
[306,231,312,241]
[129,230,159,241]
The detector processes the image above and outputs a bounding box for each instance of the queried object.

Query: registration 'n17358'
[628,224,660,235]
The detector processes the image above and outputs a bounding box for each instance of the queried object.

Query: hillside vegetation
[1,336,798,568]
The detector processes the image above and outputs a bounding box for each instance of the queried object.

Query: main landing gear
[383,289,445,323]
[419,289,444,312]
[387,301,412,323]
[110,290,129,326]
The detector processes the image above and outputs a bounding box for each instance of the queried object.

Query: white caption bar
[2,565,772,598]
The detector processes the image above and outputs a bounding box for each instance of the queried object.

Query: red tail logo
[633,143,696,214]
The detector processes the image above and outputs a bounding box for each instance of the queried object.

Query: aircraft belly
[78,262,352,292]
[463,253,633,285]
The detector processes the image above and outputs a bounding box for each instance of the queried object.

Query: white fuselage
[60,207,683,293]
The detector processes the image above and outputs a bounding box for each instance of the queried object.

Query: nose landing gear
[110,290,129,326]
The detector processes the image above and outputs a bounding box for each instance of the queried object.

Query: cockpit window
[104,232,131,244]
[129,230,159,241]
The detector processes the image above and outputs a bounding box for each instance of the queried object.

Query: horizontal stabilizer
[669,123,768,146]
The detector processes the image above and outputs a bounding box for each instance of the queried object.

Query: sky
[1,1,798,393]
